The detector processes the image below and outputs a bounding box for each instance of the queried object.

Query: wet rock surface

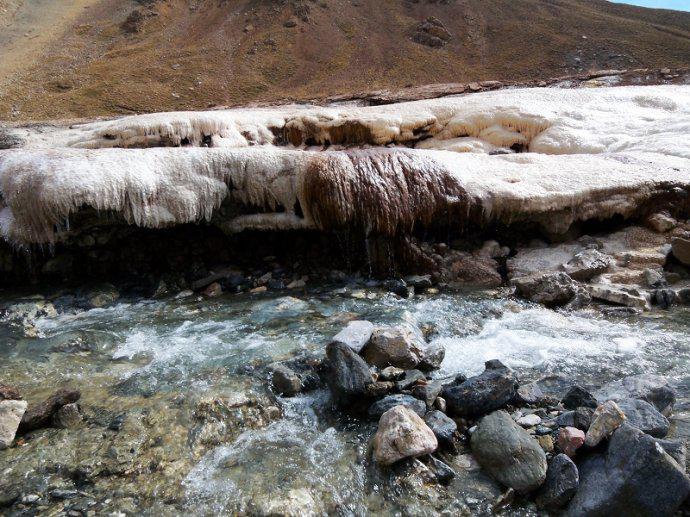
[373,405,438,466]
[471,410,548,492]
[443,360,518,417]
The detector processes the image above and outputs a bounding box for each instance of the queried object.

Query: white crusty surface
[0,85,688,244]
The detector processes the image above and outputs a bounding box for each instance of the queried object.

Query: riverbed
[1,285,689,515]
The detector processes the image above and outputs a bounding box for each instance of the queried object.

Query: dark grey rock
[443,360,518,417]
[405,275,433,291]
[573,407,594,432]
[325,341,373,406]
[617,398,670,438]
[596,374,676,416]
[562,385,598,409]
[411,381,443,407]
[368,394,426,419]
[556,411,575,428]
[535,454,579,511]
[423,410,458,448]
[384,279,410,298]
[513,272,579,307]
[565,424,690,516]
[396,369,426,391]
[651,288,677,308]
[426,455,455,485]
[331,320,374,353]
[515,382,545,405]
[470,410,548,492]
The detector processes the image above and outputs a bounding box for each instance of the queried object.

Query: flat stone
[565,424,690,516]
[515,382,545,405]
[616,398,669,437]
[368,394,426,419]
[331,320,374,353]
[535,454,579,511]
[517,414,542,427]
[585,401,626,447]
[589,284,650,310]
[0,400,28,449]
[557,426,585,457]
[471,410,548,492]
[443,360,518,417]
[373,405,438,466]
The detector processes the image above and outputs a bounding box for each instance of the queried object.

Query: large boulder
[470,410,548,492]
[361,325,426,369]
[588,285,650,310]
[595,374,676,416]
[565,424,690,516]
[373,405,438,466]
[616,398,669,438]
[535,454,579,511]
[562,249,612,281]
[0,400,28,449]
[331,320,374,353]
[325,341,373,406]
[443,360,518,417]
[368,394,426,419]
[512,272,580,307]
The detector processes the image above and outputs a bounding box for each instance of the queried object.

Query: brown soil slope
[1,0,689,121]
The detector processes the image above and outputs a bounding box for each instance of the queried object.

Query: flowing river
[2,284,689,515]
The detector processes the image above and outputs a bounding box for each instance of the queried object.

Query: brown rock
[558,426,585,457]
[0,384,22,401]
[671,237,690,266]
[18,388,81,433]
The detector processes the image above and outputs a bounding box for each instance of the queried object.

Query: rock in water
[423,410,458,449]
[585,400,626,447]
[557,427,586,458]
[535,454,579,511]
[565,424,690,516]
[325,341,373,406]
[368,394,426,419]
[0,400,28,449]
[512,272,579,307]
[269,363,302,397]
[52,403,82,429]
[18,388,81,433]
[561,385,598,409]
[616,398,669,438]
[331,320,374,353]
[373,406,438,466]
[562,249,612,281]
[470,410,548,492]
[595,374,676,416]
[443,360,518,417]
[0,384,22,401]
[362,325,426,369]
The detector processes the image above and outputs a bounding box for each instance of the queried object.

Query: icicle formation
[0,84,688,245]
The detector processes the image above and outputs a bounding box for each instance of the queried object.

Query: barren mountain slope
[1,0,689,121]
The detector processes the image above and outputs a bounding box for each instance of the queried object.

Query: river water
[1,285,689,515]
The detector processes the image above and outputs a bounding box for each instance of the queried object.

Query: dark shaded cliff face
[2,0,690,120]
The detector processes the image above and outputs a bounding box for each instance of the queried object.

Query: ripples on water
[3,288,689,514]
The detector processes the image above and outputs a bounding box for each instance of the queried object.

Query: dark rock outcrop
[535,454,579,511]
[325,341,373,406]
[443,360,518,417]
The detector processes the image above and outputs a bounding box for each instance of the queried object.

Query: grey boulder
[565,424,690,516]
[331,320,374,353]
[470,410,548,492]
[616,398,670,438]
[596,374,676,416]
[512,272,580,307]
[325,341,373,405]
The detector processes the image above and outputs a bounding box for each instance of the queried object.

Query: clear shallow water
[1,287,689,514]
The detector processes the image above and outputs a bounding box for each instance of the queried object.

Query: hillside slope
[1,0,689,120]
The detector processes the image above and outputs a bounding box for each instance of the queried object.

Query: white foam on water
[435,307,674,378]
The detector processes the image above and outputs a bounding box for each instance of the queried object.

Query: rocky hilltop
[1,0,690,120]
